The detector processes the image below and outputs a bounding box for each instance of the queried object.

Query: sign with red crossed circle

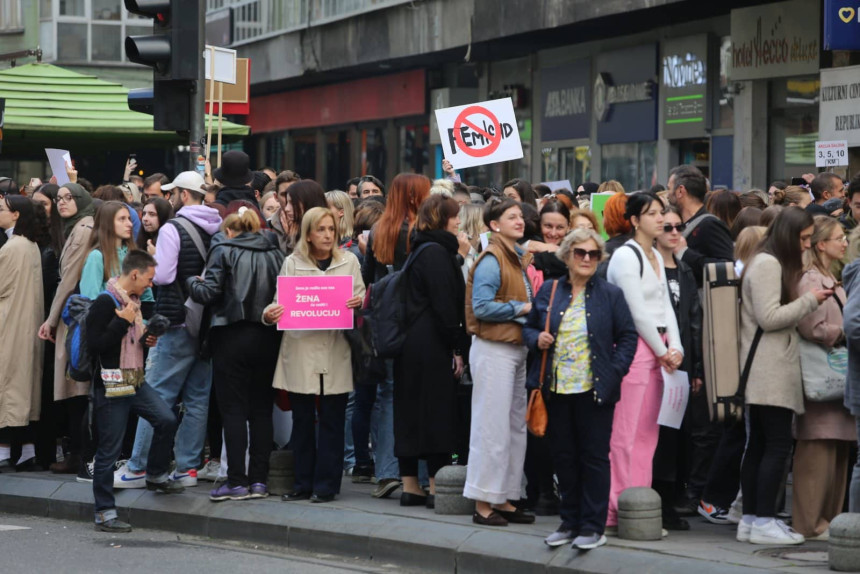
[435,97,523,169]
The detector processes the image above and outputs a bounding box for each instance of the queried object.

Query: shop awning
[0,63,249,154]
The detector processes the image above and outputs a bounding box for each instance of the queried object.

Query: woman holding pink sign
[264,207,365,504]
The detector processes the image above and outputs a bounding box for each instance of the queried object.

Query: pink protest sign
[277,275,354,331]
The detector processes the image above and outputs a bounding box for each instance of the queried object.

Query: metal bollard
[618,487,662,541]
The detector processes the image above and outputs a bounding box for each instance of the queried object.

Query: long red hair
[373,174,430,264]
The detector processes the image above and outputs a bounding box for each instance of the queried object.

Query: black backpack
[368,243,432,359]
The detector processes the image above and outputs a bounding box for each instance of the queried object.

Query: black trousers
[741,404,794,518]
[290,388,348,497]
[547,391,614,535]
[683,388,723,498]
[399,453,450,478]
[211,321,279,488]
[702,415,746,508]
[207,381,223,459]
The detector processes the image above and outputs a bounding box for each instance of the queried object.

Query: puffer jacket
[187,231,285,327]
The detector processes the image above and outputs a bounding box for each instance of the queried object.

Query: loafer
[495,507,536,524]
[146,480,185,494]
[472,511,508,527]
[663,516,690,531]
[425,494,435,510]
[310,493,335,503]
[400,491,428,507]
[282,491,311,502]
[95,518,132,533]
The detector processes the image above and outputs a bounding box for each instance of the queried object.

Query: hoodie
[154,204,222,286]
[843,258,860,415]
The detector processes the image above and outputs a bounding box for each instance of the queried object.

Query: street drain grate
[755,547,828,562]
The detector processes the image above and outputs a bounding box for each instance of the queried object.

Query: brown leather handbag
[526,280,558,437]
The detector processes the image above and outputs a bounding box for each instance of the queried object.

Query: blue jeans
[128,328,212,473]
[93,383,176,523]
[352,361,399,479]
[851,416,860,513]
[343,391,356,471]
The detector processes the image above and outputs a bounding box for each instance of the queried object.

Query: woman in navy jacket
[523,227,638,550]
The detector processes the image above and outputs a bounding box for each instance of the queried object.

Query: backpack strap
[172,217,208,261]
[681,211,718,240]
[624,243,644,278]
[735,326,763,401]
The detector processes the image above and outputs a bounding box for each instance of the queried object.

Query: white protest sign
[541,180,573,192]
[657,368,689,429]
[204,45,237,85]
[815,140,848,168]
[45,148,71,186]
[435,98,523,169]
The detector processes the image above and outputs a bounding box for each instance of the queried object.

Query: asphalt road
[0,512,414,574]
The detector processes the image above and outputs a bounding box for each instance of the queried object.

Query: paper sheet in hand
[45,148,71,185]
[658,368,689,429]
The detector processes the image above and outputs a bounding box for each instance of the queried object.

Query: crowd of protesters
[0,154,858,552]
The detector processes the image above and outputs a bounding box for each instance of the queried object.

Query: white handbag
[798,338,847,402]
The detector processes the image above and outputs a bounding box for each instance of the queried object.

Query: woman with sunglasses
[605,192,684,533]
[653,206,704,531]
[524,228,637,550]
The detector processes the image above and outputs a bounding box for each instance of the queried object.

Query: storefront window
[326,131,351,191]
[91,24,121,61]
[59,0,85,16]
[361,127,386,179]
[717,36,734,130]
[293,132,317,181]
[57,22,88,61]
[399,125,429,176]
[93,0,121,20]
[769,77,819,182]
[265,132,287,173]
[601,142,657,191]
[541,146,592,188]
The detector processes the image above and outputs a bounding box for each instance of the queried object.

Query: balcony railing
[207,0,415,46]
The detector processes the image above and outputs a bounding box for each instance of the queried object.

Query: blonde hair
[804,215,842,275]
[325,189,354,240]
[221,207,262,235]
[556,227,606,262]
[772,185,810,207]
[598,180,625,194]
[429,179,454,197]
[459,203,485,250]
[734,225,766,266]
[296,206,342,263]
[570,208,599,231]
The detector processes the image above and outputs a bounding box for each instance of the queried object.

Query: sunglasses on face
[663,223,686,233]
[572,248,602,261]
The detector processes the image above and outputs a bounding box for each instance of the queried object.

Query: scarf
[61,183,96,238]
[105,277,145,388]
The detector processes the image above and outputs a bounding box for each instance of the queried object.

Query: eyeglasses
[827,235,848,243]
[663,223,687,233]
[55,194,74,204]
[572,248,602,261]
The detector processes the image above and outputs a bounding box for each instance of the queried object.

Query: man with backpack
[90,250,183,533]
[115,172,222,489]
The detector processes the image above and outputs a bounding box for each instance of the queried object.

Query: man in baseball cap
[114,169,222,491]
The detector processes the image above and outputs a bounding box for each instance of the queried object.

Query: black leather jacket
[672,256,704,379]
[187,231,284,328]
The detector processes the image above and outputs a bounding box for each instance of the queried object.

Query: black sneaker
[76,460,94,483]
[95,518,132,533]
[351,464,374,484]
[146,479,185,494]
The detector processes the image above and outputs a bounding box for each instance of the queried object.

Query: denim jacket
[523,274,638,405]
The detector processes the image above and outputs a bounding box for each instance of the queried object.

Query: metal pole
[189,0,206,174]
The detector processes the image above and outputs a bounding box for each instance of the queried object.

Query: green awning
[0,63,249,154]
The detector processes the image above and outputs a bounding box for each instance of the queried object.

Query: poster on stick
[277,275,354,331]
[435,97,523,169]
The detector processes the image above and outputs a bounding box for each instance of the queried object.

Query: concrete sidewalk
[0,471,833,573]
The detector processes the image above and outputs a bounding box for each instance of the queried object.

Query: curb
[0,475,772,573]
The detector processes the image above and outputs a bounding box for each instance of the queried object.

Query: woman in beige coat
[264,207,365,503]
[794,216,856,539]
[37,183,95,474]
[0,197,44,468]
[738,207,831,546]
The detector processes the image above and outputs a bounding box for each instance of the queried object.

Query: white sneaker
[169,468,198,487]
[749,519,805,545]
[197,459,221,482]
[727,502,743,525]
[113,461,146,489]
[737,520,752,542]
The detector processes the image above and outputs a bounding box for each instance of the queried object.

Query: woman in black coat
[394,195,467,509]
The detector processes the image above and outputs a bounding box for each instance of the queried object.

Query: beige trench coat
[0,236,44,427]
[741,253,820,414]
[265,250,365,396]
[46,217,93,401]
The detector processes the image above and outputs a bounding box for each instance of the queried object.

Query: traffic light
[125,0,201,132]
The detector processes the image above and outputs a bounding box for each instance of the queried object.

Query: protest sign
[815,140,848,168]
[45,148,72,186]
[435,98,523,169]
[589,192,615,240]
[658,368,690,429]
[541,180,573,192]
[277,275,354,331]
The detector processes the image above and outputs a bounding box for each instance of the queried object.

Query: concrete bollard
[829,513,860,572]
[267,449,295,496]
[618,487,662,541]
[434,465,473,515]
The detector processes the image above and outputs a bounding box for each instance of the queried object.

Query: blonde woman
[264,207,365,503]
[794,216,855,539]
[458,203,486,280]
[325,190,355,248]
[734,226,767,276]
